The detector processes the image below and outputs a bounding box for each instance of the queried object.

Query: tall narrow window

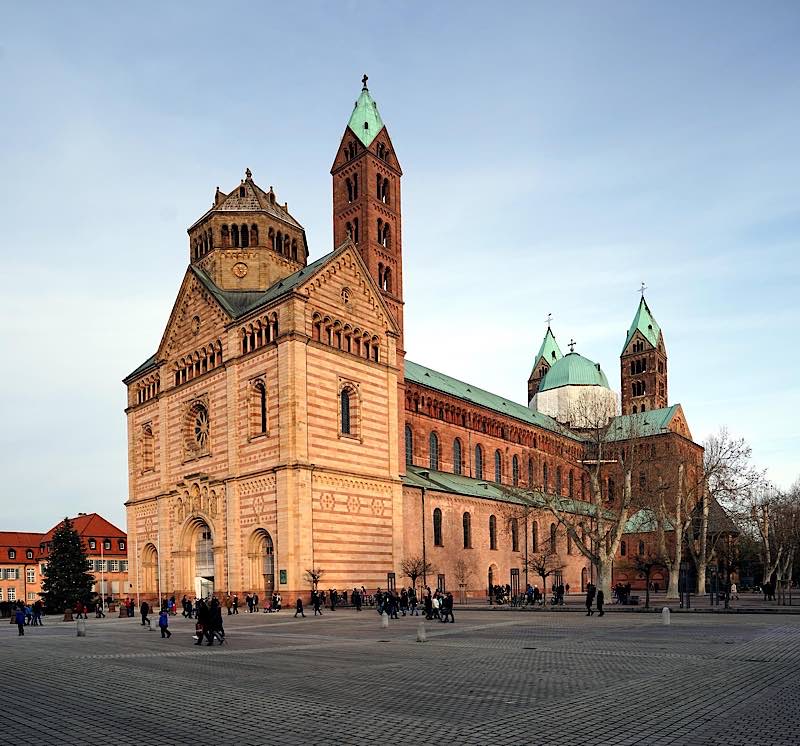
[621,540,627,557]
[494,450,502,484]
[531,521,539,552]
[528,458,534,487]
[340,389,351,435]
[141,423,154,471]
[429,432,439,471]
[433,508,443,546]
[257,382,267,434]
[555,467,562,495]
[405,425,413,466]
[550,523,557,553]
[462,512,471,548]
[543,463,549,492]
[511,518,519,552]
[512,455,519,486]
[638,541,645,555]
[453,438,462,475]
[475,445,483,480]
[568,470,574,498]
[567,532,573,555]
[489,515,497,550]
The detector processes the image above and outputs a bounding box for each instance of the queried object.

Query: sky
[1,1,798,531]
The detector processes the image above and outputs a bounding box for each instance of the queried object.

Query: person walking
[313,591,323,616]
[14,605,26,636]
[209,599,225,644]
[140,600,151,627]
[424,587,433,619]
[730,582,739,601]
[409,587,419,616]
[294,597,305,618]
[194,599,209,645]
[596,588,605,617]
[158,608,172,638]
[232,594,239,614]
[95,600,106,618]
[353,588,362,612]
[442,592,455,623]
[585,583,596,616]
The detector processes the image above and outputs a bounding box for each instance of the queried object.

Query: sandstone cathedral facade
[124,79,702,603]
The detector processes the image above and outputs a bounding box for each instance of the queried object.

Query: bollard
[118,606,127,618]
[63,609,74,622]
[76,619,87,637]
[661,607,670,626]
[416,622,427,643]
[381,611,389,629]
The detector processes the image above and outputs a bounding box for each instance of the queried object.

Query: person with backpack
[15,605,26,636]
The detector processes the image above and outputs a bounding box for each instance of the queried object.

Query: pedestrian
[313,591,323,616]
[596,588,605,617]
[731,582,739,601]
[424,587,433,619]
[295,597,305,618]
[431,593,441,621]
[409,587,419,616]
[232,594,239,614]
[32,600,43,626]
[442,592,455,623]
[194,599,208,645]
[140,600,151,627]
[253,593,259,612]
[399,589,408,616]
[585,583,596,616]
[95,599,106,618]
[15,605,26,636]
[158,608,172,638]
[353,588,362,612]
[209,599,225,644]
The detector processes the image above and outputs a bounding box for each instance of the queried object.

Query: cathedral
[124,78,702,603]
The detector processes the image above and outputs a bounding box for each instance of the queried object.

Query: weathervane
[362,74,369,90]
[639,281,647,298]
[545,312,553,329]
[568,338,576,353]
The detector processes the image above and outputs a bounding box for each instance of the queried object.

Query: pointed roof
[347,78,385,147]
[623,297,661,353]
[531,327,563,375]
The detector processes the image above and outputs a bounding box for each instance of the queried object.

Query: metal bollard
[76,619,87,637]
[416,622,427,643]
[381,611,389,629]
[661,607,670,626]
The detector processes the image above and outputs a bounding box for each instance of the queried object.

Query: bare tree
[401,556,434,591]
[453,555,476,604]
[690,429,764,593]
[543,392,646,598]
[303,567,325,591]
[626,552,667,609]
[500,501,537,587]
[526,551,565,598]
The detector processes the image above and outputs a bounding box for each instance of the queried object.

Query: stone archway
[488,563,499,599]
[141,543,159,597]
[178,515,216,599]
[247,529,275,597]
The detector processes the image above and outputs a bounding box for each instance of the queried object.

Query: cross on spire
[639,281,647,298]
[545,312,553,328]
[568,338,576,353]
[362,74,369,90]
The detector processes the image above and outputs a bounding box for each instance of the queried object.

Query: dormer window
[89,539,96,550]
[104,540,112,550]
[8,549,16,559]
[26,550,33,559]
[119,540,126,550]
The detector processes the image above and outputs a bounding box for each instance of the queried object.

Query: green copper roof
[623,297,661,353]
[404,360,583,440]
[347,84,384,147]
[532,327,563,372]
[604,405,679,441]
[624,509,673,534]
[538,353,610,392]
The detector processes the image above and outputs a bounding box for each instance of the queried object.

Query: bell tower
[620,292,668,415]
[331,76,404,353]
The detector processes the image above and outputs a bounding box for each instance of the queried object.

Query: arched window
[433,508,443,546]
[638,540,645,555]
[512,455,519,486]
[462,512,472,549]
[250,224,258,245]
[291,239,298,260]
[475,445,483,479]
[581,474,586,499]
[339,389,353,435]
[567,532,573,555]
[221,224,230,247]
[251,380,267,436]
[240,224,249,247]
[429,432,440,471]
[511,518,519,552]
[528,458,534,487]
[141,423,154,471]
[607,477,615,502]
[489,515,497,550]
[453,438,462,475]
[555,467,562,495]
[568,470,574,498]
[346,177,354,202]
[494,450,502,484]
[405,425,413,466]
[543,463,549,492]
[352,173,359,199]
[232,224,240,247]
[550,523,557,553]
[621,540,627,557]
[531,521,539,552]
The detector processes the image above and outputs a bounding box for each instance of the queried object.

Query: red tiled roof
[0,532,45,563]
[42,513,126,542]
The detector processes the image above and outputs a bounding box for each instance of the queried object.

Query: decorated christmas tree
[40,517,95,612]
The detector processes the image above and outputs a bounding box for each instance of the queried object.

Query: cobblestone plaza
[2,609,799,745]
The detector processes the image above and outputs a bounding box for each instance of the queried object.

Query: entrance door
[196,577,214,599]
[510,568,520,597]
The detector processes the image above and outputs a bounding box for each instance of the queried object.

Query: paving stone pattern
[2,610,799,745]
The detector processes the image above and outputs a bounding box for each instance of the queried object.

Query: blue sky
[1,1,798,530]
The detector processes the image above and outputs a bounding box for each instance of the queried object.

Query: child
[158,608,171,638]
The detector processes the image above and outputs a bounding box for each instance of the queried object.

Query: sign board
[279,569,287,585]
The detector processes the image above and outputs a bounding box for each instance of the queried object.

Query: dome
[539,353,609,392]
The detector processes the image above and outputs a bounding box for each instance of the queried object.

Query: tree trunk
[696,492,709,593]
[596,556,613,599]
[667,564,680,600]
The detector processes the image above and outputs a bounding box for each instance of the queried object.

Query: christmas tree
[40,517,95,612]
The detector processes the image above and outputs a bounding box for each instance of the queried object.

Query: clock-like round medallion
[232,262,249,278]
[191,315,201,335]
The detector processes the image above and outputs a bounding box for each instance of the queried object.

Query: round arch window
[186,402,210,454]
